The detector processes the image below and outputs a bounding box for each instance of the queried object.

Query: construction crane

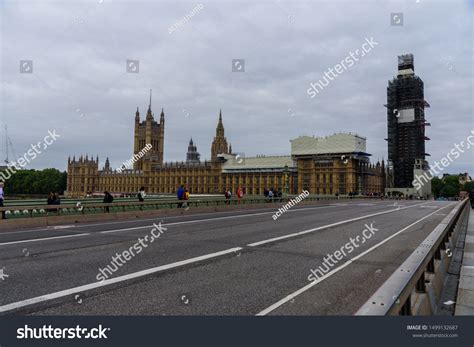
[4,125,18,166]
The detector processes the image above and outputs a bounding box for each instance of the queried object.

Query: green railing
[0,195,385,220]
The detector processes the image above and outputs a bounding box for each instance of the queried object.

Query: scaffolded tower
[386,54,430,188]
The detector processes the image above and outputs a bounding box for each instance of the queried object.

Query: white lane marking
[99,205,337,234]
[0,200,406,235]
[420,205,438,209]
[0,247,242,313]
[0,233,90,246]
[49,225,76,230]
[0,205,337,236]
[247,202,428,247]
[256,203,455,316]
[0,205,337,242]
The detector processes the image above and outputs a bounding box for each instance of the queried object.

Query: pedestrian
[177,185,185,208]
[184,188,190,210]
[0,182,5,220]
[103,191,114,213]
[46,192,55,214]
[47,192,55,205]
[470,190,474,209]
[138,186,146,210]
[268,189,274,202]
[53,192,61,205]
[237,187,244,204]
[138,186,146,202]
[225,189,232,205]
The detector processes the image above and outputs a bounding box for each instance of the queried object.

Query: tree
[431,177,444,198]
[463,181,474,192]
[439,184,458,198]
[1,168,67,195]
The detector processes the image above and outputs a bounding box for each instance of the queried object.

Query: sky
[0,0,473,174]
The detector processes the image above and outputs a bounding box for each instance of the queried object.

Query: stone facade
[66,104,386,198]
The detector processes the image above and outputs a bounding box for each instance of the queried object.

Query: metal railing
[0,195,384,220]
[356,198,470,315]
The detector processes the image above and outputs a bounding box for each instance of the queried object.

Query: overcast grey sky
[1,0,472,174]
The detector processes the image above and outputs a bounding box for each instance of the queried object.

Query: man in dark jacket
[177,185,185,208]
[103,191,114,212]
[470,190,474,208]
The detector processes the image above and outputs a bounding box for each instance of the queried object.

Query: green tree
[1,168,67,196]
[439,184,458,198]
[463,181,474,192]
[431,177,444,198]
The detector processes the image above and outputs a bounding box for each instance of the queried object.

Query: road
[0,199,457,315]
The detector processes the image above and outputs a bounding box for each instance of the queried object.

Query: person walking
[225,188,232,205]
[0,182,5,220]
[138,186,146,202]
[138,186,146,210]
[177,185,185,208]
[46,192,55,215]
[237,187,244,204]
[103,191,114,213]
[53,192,61,206]
[184,188,190,210]
[268,189,274,202]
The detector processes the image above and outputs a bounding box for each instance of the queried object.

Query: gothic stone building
[66,104,385,197]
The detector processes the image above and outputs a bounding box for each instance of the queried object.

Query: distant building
[66,97,385,197]
[291,133,385,195]
[459,172,472,186]
[385,54,432,198]
[186,138,201,164]
[132,91,165,171]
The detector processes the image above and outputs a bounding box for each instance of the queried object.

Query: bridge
[0,196,472,315]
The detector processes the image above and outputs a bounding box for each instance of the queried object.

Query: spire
[219,109,222,124]
[229,143,232,154]
[149,89,152,111]
[146,93,153,120]
[189,137,193,145]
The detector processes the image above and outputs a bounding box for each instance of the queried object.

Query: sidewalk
[455,207,474,315]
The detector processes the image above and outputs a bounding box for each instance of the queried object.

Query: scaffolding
[386,54,430,188]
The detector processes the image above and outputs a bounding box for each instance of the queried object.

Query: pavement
[456,208,474,315]
[0,199,458,315]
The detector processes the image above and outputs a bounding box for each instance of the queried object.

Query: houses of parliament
[66,96,386,197]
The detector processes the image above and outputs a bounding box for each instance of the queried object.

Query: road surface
[0,199,457,315]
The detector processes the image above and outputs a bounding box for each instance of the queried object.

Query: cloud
[0,0,472,175]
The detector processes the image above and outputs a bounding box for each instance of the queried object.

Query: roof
[222,155,295,171]
[291,133,367,156]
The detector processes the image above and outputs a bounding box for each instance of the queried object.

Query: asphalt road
[0,199,457,315]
